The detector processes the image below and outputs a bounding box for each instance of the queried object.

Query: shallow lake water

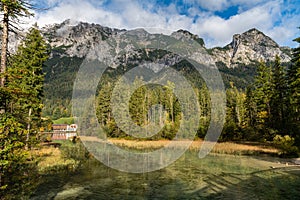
[31,151,300,200]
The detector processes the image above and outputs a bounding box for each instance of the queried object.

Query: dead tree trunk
[1,4,9,87]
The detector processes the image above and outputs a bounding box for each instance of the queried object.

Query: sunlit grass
[105,138,278,155]
[32,146,78,173]
[52,117,75,124]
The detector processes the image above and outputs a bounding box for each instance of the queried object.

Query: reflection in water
[31,151,300,200]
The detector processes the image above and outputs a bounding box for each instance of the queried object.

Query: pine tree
[6,26,48,146]
[164,81,175,123]
[96,83,113,126]
[270,56,288,132]
[253,61,273,127]
[0,113,39,197]
[0,26,47,197]
[197,86,210,138]
[129,77,147,126]
[287,30,300,136]
[222,83,240,141]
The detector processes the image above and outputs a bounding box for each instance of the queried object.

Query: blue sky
[32,0,300,48]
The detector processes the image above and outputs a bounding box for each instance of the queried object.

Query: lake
[31,151,300,199]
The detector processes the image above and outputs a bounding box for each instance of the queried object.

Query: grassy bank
[33,141,87,174]
[52,117,75,124]
[104,138,279,155]
[33,146,78,173]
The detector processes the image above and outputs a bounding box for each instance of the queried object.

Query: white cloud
[182,0,268,12]
[196,0,229,11]
[190,0,283,47]
[266,14,300,47]
[35,0,124,28]
[46,0,61,6]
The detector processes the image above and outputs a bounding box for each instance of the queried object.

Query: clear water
[31,152,300,200]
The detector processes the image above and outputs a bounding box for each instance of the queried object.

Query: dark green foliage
[0,113,40,198]
[217,61,257,89]
[96,78,184,140]
[251,61,274,138]
[220,83,247,141]
[6,27,48,145]
[222,85,240,141]
[0,0,34,87]
[242,46,299,149]
[42,56,84,119]
[96,82,113,126]
[287,32,300,141]
[273,135,299,157]
[91,49,214,140]
[0,27,47,198]
[270,56,288,132]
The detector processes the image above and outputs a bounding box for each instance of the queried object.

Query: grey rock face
[210,28,291,68]
[19,20,291,69]
[2,20,292,70]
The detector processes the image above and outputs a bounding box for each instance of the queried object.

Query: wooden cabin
[50,124,78,140]
[52,124,68,132]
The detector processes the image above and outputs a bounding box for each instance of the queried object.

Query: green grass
[34,145,79,174]
[53,117,75,124]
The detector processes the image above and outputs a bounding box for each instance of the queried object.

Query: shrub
[273,135,299,157]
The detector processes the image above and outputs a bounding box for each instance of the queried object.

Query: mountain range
[41,20,292,66]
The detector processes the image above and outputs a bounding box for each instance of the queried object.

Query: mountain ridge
[39,20,291,69]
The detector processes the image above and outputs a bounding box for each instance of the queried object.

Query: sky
[31,0,300,48]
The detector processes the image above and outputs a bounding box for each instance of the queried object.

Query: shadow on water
[30,151,300,200]
[159,167,300,200]
[202,168,300,200]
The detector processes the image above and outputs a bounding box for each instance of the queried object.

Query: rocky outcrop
[210,28,291,68]
[39,20,292,69]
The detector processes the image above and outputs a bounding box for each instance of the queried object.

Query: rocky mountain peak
[211,28,291,68]
[38,21,291,69]
[171,29,205,47]
[231,28,278,50]
[41,19,123,58]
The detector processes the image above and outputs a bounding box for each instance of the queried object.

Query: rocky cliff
[40,20,292,69]
[210,28,291,67]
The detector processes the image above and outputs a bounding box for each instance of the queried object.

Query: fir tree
[287,29,300,137]
[6,26,48,146]
[270,56,288,132]
[253,61,273,127]
[0,26,48,197]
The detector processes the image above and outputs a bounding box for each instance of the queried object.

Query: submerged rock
[54,186,90,200]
